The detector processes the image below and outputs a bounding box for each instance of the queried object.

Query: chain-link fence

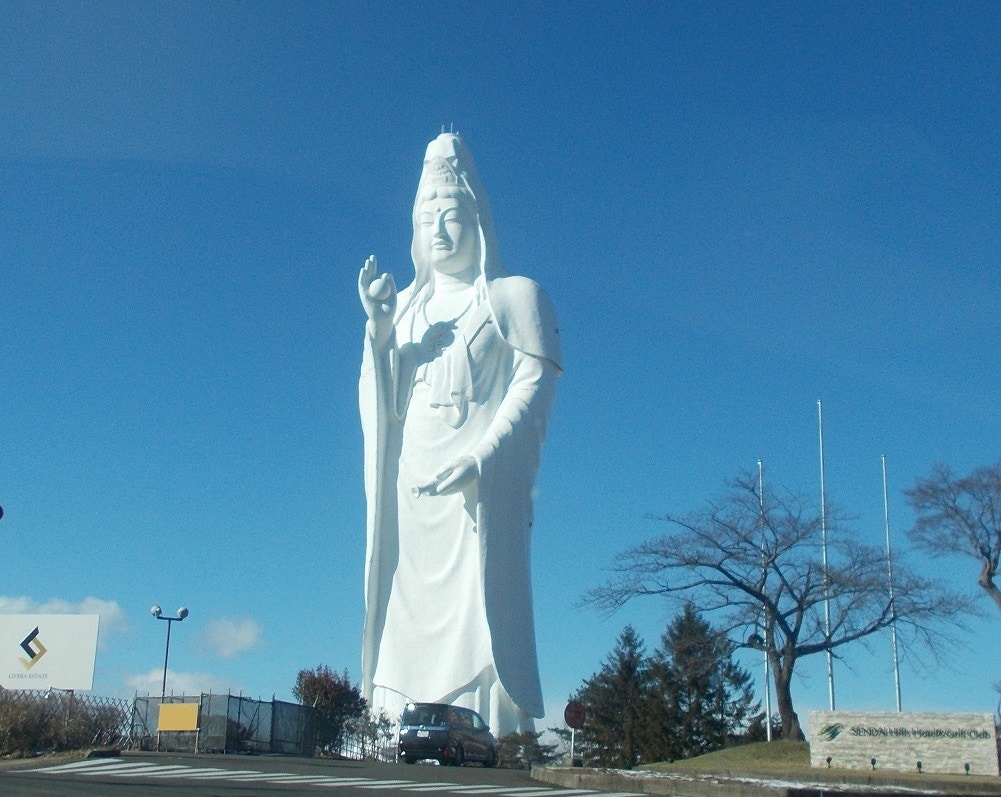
[0,689,131,755]
[1,689,391,760]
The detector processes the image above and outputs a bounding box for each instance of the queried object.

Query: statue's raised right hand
[358,255,397,344]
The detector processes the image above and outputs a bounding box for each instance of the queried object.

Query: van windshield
[401,705,447,727]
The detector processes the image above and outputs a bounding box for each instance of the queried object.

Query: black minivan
[397,702,497,766]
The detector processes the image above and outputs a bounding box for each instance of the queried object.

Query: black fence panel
[132,693,315,756]
[273,699,316,756]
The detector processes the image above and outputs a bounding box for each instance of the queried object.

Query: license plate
[417,730,429,738]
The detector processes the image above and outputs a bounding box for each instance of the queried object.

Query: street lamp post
[150,605,189,702]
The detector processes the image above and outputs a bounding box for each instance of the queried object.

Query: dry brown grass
[639,741,1001,795]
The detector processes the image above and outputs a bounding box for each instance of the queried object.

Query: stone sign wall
[809,710,999,776]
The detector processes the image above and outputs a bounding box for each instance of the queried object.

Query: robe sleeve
[471,348,558,719]
[359,327,402,703]
[469,350,557,471]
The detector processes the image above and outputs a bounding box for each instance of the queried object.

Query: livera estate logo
[819,723,846,741]
[18,626,48,670]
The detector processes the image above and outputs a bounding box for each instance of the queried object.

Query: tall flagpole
[818,400,835,710]
[758,460,773,741]
[882,454,902,712]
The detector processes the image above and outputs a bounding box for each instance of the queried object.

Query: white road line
[306,776,375,784]
[106,766,210,777]
[24,759,153,773]
[398,783,462,791]
[251,775,345,783]
[224,773,340,782]
[154,768,263,779]
[449,788,547,795]
[319,777,375,781]
[351,779,419,788]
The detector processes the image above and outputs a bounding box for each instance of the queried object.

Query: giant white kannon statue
[357,132,561,736]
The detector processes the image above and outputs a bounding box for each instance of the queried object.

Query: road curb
[531,765,1001,797]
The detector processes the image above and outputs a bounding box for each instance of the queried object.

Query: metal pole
[882,455,902,712]
[758,459,772,741]
[161,618,172,703]
[818,400,835,710]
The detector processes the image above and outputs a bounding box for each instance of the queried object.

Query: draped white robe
[360,275,559,734]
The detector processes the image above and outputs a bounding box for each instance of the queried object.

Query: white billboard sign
[0,614,100,691]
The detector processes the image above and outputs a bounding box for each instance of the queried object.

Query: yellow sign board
[157,702,199,732]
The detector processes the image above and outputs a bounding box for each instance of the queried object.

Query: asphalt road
[0,753,644,797]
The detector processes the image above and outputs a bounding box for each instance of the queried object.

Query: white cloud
[127,668,236,697]
[0,595,129,639]
[197,617,263,659]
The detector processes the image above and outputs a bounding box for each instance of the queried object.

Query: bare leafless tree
[906,460,1001,613]
[585,473,967,740]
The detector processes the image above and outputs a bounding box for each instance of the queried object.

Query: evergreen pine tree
[574,625,654,768]
[652,603,759,759]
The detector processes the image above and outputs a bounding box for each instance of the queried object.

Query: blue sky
[2,1,1000,734]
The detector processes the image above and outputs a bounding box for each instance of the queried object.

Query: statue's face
[418,194,479,277]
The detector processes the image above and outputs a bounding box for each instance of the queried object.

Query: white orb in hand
[368,275,391,301]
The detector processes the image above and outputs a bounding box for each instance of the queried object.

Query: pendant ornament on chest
[421,320,458,358]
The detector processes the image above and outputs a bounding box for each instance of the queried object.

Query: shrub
[0,691,127,756]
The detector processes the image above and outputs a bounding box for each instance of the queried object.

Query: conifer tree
[573,625,654,768]
[651,603,759,759]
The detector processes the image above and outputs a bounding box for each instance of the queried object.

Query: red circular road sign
[564,700,586,729]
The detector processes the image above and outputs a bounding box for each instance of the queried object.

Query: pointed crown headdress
[409,133,506,288]
[423,154,462,189]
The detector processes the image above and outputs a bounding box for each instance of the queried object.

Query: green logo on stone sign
[818,723,846,741]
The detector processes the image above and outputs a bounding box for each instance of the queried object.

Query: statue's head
[416,180,480,279]
[409,133,506,292]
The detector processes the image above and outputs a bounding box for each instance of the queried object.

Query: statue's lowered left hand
[431,455,479,495]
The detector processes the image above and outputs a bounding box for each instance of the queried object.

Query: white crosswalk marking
[240,775,343,783]
[353,780,425,789]
[449,788,562,794]
[312,777,375,784]
[21,757,645,795]
[450,788,557,794]
[112,765,219,777]
[24,759,156,773]
[160,768,261,779]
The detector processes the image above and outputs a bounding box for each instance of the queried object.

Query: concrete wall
[809,710,999,777]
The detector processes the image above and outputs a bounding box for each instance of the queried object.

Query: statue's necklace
[420,295,474,354]
[421,295,474,329]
